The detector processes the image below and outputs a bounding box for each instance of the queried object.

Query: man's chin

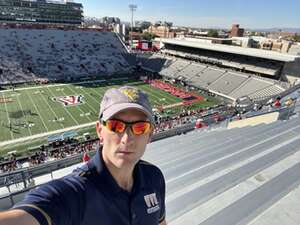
[113,155,138,167]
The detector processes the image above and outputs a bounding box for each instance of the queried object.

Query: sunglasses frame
[101,119,152,135]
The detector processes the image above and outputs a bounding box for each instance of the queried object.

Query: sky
[74,0,300,29]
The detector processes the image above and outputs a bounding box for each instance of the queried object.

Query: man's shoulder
[71,162,93,178]
[138,160,164,179]
[36,163,93,193]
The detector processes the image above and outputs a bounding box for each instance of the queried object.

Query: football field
[0,79,218,146]
[0,79,195,143]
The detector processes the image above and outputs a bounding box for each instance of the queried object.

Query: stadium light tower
[129,4,137,51]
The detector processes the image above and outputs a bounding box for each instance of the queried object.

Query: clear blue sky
[75,0,300,29]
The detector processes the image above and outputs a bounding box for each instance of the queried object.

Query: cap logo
[121,88,139,102]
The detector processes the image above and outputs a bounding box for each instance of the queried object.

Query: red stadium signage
[53,95,84,107]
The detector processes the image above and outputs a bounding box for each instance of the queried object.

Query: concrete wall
[227,112,279,129]
[282,58,300,84]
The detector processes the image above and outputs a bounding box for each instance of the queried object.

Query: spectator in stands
[273,97,282,108]
[0,86,166,225]
[82,151,90,162]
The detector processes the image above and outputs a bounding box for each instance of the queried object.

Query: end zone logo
[53,95,84,107]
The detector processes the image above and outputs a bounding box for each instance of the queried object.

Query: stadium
[0,0,300,224]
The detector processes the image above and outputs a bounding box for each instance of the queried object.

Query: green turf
[0,79,219,156]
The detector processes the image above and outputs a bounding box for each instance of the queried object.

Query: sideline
[0,122,96,148]
[0,77,129,93]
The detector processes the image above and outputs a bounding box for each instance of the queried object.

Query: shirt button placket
[132,213,136,220]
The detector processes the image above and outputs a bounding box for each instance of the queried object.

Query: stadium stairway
[1,117,300,225]
[143,117,300,224]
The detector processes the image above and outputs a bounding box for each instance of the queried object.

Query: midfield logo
[144,193,160,214]
[54,95,84,107]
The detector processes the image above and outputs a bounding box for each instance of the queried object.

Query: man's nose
[121,127,134,144]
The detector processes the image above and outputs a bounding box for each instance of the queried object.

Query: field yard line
[0,121,96,148]
[15,93,32,136]
[80,88,101,106]
[25,90,49,132]
[78,85,102,105]
[39,88,65,129]
[1,80,106,93]
[46,86,80,126]
[87,83,122,102]
[138,85,163,101]
[65,85,98,115]
[88,85,107,98]
[142,84,178,103]
[1,77,129,93]
[143,84,174,102]
[1,92,14,140]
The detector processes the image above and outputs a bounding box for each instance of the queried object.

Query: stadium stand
[0,29,131,84]
[176,63,206,80]
[248,84,285,100]
[208,71,248,95]
[161,41,286,77]
[230,77,273,99]
[159,59,191,79]
[138,53,288,102]
[139,54,173,73]
[1,112,300,224]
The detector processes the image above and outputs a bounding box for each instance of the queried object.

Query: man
[0,86,166,225]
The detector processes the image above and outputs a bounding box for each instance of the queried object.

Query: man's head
[99,86,154,124]
[96,86,154,169]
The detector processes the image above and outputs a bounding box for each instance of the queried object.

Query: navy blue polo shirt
[14,148,166,225]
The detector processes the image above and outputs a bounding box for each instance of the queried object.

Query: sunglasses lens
[132,122,151,135]
[104,120,151,135]
[106,120,126,133]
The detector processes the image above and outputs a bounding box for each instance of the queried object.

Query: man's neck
[111,167,134,192]
[102,155,135,192]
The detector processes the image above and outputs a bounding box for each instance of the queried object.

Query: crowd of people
[0,28,131,85]
[0,106,223,173]
[0,139,98,173]
[0,101,239,174]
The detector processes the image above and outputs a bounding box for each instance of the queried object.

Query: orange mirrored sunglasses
[101,119,152,135]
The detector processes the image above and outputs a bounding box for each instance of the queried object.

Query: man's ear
[147,129,154,144]
[96,121,103,143]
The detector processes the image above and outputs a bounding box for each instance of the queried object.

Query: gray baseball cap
[99,86,154,123]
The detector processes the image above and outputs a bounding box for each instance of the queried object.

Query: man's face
[96,108,153,169]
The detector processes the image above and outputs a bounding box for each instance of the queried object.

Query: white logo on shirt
[144,193,160,214]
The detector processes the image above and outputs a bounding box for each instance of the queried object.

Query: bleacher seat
[0,29,131,84]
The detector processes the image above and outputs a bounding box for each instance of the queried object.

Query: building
[184,37,233,45]
[0,0,83,25]
[114,23,126,41]
[147,25,176,38]
[129,31,144,40]
[154,21,173,27]
[230,24,244,37]
[101,17,121,26]
[135,20,152,30]
[267,32,297,41]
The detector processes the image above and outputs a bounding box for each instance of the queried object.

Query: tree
[142,32,156,41]
[207,29,219,38]
[294,35,300,42]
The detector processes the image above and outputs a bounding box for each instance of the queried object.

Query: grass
[0,79,219,156]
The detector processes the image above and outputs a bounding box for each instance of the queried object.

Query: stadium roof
[161,38,299,62]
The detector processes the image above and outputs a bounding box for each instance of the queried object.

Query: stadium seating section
[0,29,131,84]
[138,54,287,101]
[161,48,283,76]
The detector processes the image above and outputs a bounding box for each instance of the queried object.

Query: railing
[0,103,296,210]
[0,124,198,209]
